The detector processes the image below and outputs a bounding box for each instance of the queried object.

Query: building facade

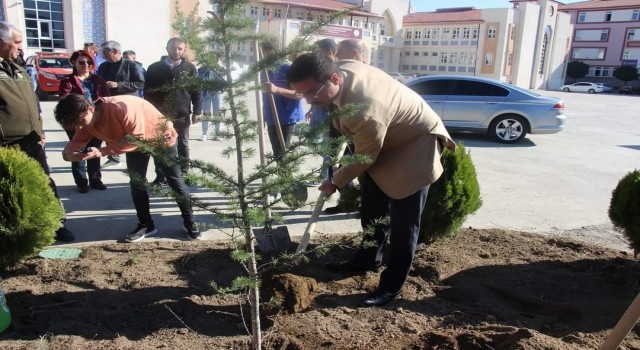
[559,0,640,85]
[400,0,573,90]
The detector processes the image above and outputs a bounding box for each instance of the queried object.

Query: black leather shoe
[325,261,380,273]
[89,181,107,190]
[360,290,398,307]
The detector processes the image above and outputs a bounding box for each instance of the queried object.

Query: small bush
[609,170,640,254]
[420,144,482,243]
[0,147,63,271]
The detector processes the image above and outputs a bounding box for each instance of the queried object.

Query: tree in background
[566,61,589,83]
[609,170,640,256]
[613,66,640,86]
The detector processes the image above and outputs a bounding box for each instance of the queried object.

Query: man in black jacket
[144,37,202,185]
[0,21,74,242]
[97,40,145,168]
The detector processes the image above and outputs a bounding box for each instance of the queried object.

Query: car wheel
[562,87,570,92]
[588,89,595,94]
[489,115,527,144]
[36,86,48,101]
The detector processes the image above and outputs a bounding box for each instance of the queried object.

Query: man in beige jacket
[288,53,455,307]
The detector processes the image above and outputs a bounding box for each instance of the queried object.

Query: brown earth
[1,228,640,350]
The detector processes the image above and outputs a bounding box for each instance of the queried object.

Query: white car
[386,72,409,83]
[559,82,604,94]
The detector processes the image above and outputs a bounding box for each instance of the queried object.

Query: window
[317,15,324,22]
[601,30,609,41]
[408,79,452,95]
[23,0,65,50]
[415,29,421,39]
[353,20,360,27]
[485,52,493,65]
[262,7,270,17]
[295,11,304,20]
[623,50,631,59]
[378,50,384,61]
[462,27,470,39]
[469,53,476,64]
[510,27,515,40]
[578,12,586,23]
[422,52,429,56]
[306,12,313,21]
[424,28,431,39]
[633,10,639,21]
[442,28,450,39]
[380,24,385,36]
[433,28,440,39]
[451,80,509,97]
[472,27,478,39]
[250,6,258,16]
[404,51,411,56]
[628,29,637,41]
[405,30,412,39]
[488,26,496,39]
[413,51,420,56]
[605,11,612,22]
[575,29,610,41]
[450,52,457,64]
[431,52,438,57]
[452,28,460,39]
[274,9,281,18]
[571,48,606,60]
[460,52,468,64]
[592,66,611,77]
[440,52,448,63]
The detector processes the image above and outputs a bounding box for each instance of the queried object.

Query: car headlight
[40,71,56,79]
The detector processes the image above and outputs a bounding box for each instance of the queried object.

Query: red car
[25,52,73,101]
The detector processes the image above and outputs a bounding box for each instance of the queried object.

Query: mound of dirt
[1,228,639,350]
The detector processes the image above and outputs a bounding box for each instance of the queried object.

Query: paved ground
[40,90,639,251]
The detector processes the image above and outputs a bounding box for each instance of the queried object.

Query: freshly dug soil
[1,228,639,350]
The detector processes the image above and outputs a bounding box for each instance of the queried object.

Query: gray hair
[0,21,20,43]
[101,40,122,52]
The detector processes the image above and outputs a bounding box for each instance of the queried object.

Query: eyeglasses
[301,81,330,99]
[76,60,92,66]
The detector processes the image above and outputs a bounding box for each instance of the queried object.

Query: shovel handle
[600,292,640,350]
[296,141,349,254]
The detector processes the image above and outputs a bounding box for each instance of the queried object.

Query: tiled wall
[82,0,106,44]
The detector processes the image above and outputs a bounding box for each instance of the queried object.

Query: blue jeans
[202,91,222,136]
[126,144,193,225]
[65,129,102,187]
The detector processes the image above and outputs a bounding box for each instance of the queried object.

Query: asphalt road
[39,90,639,251]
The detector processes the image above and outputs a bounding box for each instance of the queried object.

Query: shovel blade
[253,226,292,255]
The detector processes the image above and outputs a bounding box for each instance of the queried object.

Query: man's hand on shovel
[319,179,337,196]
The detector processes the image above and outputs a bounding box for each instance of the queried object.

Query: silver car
[406,75,566,143]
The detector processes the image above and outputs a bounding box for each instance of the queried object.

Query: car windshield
[38,57,72,69]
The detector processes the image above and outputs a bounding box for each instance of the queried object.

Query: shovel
[296,141,349,254]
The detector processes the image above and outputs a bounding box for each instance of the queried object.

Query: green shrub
[419,144,482,243]
[0,147,63,270]
[609,170,640,254]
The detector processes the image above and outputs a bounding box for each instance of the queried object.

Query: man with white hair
[97,40,145,168]
[0,21,75,242]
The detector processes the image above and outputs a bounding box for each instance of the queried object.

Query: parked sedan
[405,75,566,143]
[559,82,604,94]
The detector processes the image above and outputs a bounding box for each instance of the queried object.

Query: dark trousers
[354,172,429,295]
[3,136,65,219]
[155,119,190,180]
[126,144,193,225]
[65,129,102,187]
[267,123,296,160]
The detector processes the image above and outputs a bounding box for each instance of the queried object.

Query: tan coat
[332,60,455,199]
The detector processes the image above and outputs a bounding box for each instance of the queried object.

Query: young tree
[168,1,351,348]
[566,61,589,83]
[613,66,640,86]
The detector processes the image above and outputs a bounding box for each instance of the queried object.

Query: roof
[258,0,384,18]
[558,0,640,11]
[403,9,483,25]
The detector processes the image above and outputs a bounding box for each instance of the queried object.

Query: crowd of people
[1,19,454,306]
